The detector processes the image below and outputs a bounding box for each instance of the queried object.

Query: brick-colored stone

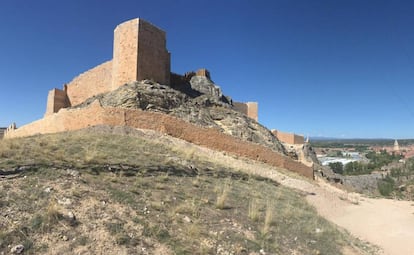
[112,18,170,89]
[5,102,313,179]
[65,60,113,107]
[233,102,258,121]
[272,130,304,145]
[45,88,70,116]
[45,18,170,114]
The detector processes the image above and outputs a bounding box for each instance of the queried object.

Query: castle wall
[233,102,258,121]
[272,130,304,145]
[44,88,70,116]
[5,103,313,179]
[65,60,113,106]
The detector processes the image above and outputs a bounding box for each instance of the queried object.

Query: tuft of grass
[215,179,232,210]
[262,201,274,236]
[248,198,260,222]
[46,201,61,225]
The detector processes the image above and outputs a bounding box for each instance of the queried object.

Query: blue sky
[1,0,413,138]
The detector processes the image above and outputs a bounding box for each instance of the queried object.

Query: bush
[329,162,343,174]
[378,175,395,197]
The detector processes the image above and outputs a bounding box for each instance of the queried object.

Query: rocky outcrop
[72,80,285,154]
[303,144,319,165]
[189,75,223,101]
[342,173,384,194]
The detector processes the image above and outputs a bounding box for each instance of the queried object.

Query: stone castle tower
[45,18,170,116]
[112,19,170,89]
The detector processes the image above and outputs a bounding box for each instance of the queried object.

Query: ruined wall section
[5,103,313,179]
[44,88,70,116]
[63,60,113,107]
[112,19,139,89]
[272,130,304,145]
[137,19,170,85]
[233,102,258,122]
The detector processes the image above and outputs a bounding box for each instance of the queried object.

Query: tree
[329,162,343,174]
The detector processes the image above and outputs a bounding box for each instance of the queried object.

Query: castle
[3,18,313,179]
[42,18,257,121]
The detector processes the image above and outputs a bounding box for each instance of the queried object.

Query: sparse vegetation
[215,178,232,209]
[0,128,374,254]
[377,175,395,197]
[248,198,260,222]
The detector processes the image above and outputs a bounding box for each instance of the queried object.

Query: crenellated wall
[5,102,313,179]
[233,102,258,121]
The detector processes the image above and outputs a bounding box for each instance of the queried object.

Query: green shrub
[378,175,395,197]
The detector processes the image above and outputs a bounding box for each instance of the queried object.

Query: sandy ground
[280,176,414,255]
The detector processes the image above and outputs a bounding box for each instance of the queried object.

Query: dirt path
[280,176,414,255]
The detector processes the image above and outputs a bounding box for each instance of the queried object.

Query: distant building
[394,140,400,152]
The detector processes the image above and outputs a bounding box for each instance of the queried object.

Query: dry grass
[215,179,232,209]
[262,201,274,236]
[0,128,377,255]
[248,198,260,222]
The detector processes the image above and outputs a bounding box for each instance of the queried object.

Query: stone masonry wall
[272,130,304,145]
[65,60,113,106]
[5,102,313,179]
[112,19,139,89]
[136,19,170,85]
[112,18,170,89]
[233,102,258,121]
[44,88,70,116]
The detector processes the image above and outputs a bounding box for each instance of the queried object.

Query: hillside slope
[0,126,371,255]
